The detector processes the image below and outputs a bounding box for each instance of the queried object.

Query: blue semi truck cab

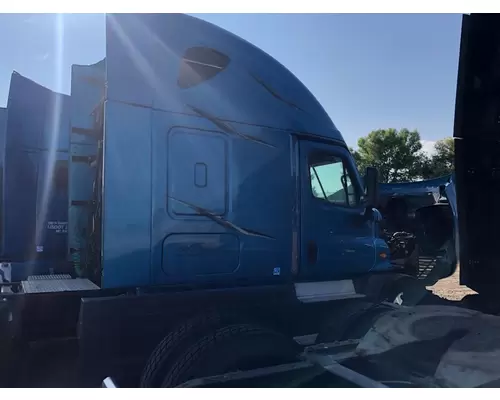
[0,13,458,388]
[69,13,396,289]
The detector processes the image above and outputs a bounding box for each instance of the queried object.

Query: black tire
[161,323,301,388]
[140,311,245,388]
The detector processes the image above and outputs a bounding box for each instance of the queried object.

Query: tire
[161,323,301,388]
[140,311,245,388]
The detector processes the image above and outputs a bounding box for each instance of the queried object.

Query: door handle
[307,241,318,265]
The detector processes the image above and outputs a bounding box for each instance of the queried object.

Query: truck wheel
[140,311,244,388]
[160,323,300,388]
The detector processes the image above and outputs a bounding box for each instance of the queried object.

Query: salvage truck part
[0,13,461,388]
[105,305,500,388]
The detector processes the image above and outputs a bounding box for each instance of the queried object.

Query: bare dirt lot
[427,265,476,301]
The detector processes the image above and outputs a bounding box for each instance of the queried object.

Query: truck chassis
[0,271,441,388]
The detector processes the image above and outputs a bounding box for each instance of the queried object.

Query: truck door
[299,140,376,279]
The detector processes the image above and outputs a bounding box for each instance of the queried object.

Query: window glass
[310,155,358,206]
[178,47,230,89]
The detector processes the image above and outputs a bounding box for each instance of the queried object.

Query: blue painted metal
[98,13,392,288]
[2,72,69,271]
[0,14,404,288]
[379,175,452,196]
[0,14,458,294]
[68,61,105,277]
[104,14,341,142]
[299,141,388,278]
[0,107,6,165]
[0,107,6,255]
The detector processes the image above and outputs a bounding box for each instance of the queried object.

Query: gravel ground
[427,265,476,301]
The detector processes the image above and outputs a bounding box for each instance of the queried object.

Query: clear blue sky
[0,13,462,148]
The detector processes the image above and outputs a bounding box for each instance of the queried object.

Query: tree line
[349,128,454,183]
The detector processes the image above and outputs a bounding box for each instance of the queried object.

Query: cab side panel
[150,112,294,285]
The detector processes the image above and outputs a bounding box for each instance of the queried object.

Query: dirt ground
[427,264,476,301]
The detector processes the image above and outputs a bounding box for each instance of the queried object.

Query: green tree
[417,152,435,180]
[350,128,425,183]
[429,137,454,177]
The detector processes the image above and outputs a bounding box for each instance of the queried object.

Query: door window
[309,154,358,206]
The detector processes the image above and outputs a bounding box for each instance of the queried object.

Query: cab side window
[309,153,359,206]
